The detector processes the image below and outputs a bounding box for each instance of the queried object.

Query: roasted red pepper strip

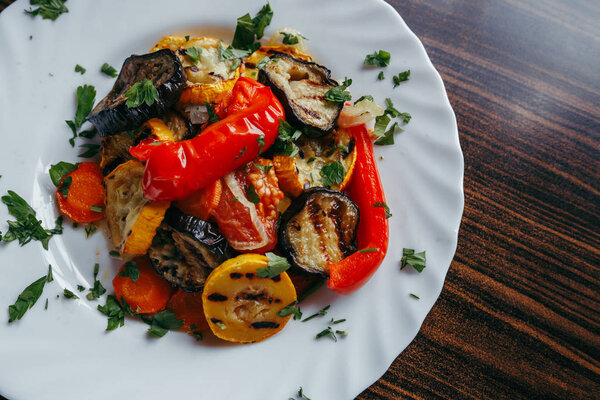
[327,124,389,294]
[134,77,284,201]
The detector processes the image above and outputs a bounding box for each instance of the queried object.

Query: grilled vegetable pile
[51,5,394,344]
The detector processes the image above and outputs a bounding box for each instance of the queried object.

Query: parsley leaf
[354,95,374,105]
[359,247,379,253]
[272,119,302,157]
[280,32,307,45]
[324,77,352,103]
[118,261,140,282]
[78,143,100,158]
[372,201,392,218]
[256,134,266,153]
[87,278,106,300]
[384,98,411,123]
[291,387,312,400]
[148,310,183,337]
[1,190,62,250]
[393,70,410,87]
[49,161,78,187]
[278,301,303,320]
[410,293,420,299]
[256,252,291,278]
[252,3,273,40]
[46,265,53,282]
[100,63,118,78]
[25,0,68,21]
[377,71,385,80]
[84,223,97,237]
[205,101,221,124]
[74,64,86,74]
[320,161,345,187]
[374,121,401,146]
[57,176,72,199]
[217,42,252,61]
[256,56,270,70]
[364,50,391,67]
[401,248,426,272]
[253,162,272,174]
[232,3,273,49]
[185,47,203,63]
[63,288,79,299]
[65,120,77,146]
[8,275,47,322]
[316,326,337,342]
[244,184,260,205]
[74,85,96,128]
[125,80,159,108]
[97,295,134,331]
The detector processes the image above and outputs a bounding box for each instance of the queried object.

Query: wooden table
[1,1,598,399]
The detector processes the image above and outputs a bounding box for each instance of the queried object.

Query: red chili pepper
[133,77,284,201]
[327,124,389,294]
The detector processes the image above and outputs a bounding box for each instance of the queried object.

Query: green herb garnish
[97,295,134,331]
[377,71,385,80]
[185,47,203,63]
[253,162,273,174]
[256,134,266,153]
[74,85,96,128]
[90,205,103,213]
[244,183,260,205]
[8,275,47,322]
[77,285,85,292]
[324,77,352,103]
[46,265,53,282]
[86,263,106,301]
[256,56,270,69]
[148,310,184,338]
[218,42,252,61]
[393,70,410,87]
[63,288,79,299]
[302,305,330,322]
[101,63,118,78]
[354,95,374,105]
[316,326,337,342]
[84,223,97,238]
[231,3,273,50]
[364,50,390,67]
[49,161,77,187]
[205,101,221,124]
[78,143,100,158]
[119,261,140,282]
[359,247,378,253]
[125,80,158,108]
[277,300,302,320]
[330,318,346,324]
[25,0,68,21]
[257,252,291,278]
[401,248,426,272]
[372,201,392,218]
[75,64,86,74]
[410,293,420,299]
[320,161,345,187]
[280,32,306,45]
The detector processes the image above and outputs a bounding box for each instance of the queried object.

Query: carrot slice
[113,257,175,314]
[56,162,105,223]
[167,289,209,331]
[174,178,222,220]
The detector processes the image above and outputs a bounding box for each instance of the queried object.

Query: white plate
[0,0,463,399]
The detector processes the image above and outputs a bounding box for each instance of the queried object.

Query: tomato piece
[211,159,283,253]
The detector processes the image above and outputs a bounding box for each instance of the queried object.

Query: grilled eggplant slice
[148,207,235,292]
[278,188,359,275]
[258,54,343,136]
[87,49,186,137]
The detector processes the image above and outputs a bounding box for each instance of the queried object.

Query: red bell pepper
[327,124,389,294]
[133,77,284,201]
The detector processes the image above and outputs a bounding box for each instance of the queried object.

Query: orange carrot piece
[56,162,105,223]
[113,257,175,314]
[167,289,209,331]
[174,178,222,220]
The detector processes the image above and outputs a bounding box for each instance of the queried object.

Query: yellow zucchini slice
[104,160,170,255]
[202,254,297,343]
[273,128,357,197]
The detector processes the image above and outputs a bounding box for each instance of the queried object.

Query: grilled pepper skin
[326,124,389,294]
[136,78,284,201]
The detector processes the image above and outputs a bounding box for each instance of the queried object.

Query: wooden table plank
[1,1,598,399]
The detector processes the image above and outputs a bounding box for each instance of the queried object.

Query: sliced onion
[186,104,209,125]
[337,99,384,128]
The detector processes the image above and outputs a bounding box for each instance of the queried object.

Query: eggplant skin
[148,207,236,292]
[87,49,186,137]
[258,54,343,137]
[278,188,359,275]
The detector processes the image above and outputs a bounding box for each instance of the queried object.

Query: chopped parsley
[372,201,392,218]
[46,265,53,282]
[66,120,78,146]
[330,318,346,324]
[97,295,134,331]
[118,261,140,282]
[25,0,68,21]
[401,248,426,272]
[384,98,411,123]
[253,162,272,174]
[393,70,410,87]
[148,310,183,338]
[185,47,203,63]
[256,134,266,153]
[74,85,96,128]
[364,50,391,67]
[324,77,352,103]
[302,305,330,322]
[125,80,159,108]
[100,63,118,78]
[316,326,337,342]
[277,300,302,320]
[410,293,420,299]
[75,64,86,74]
[1,190,63,250]
[217,42,252,61]
[230,58,241,71]
[256,56,270,69]
[244,183,260,205]
[235,146,247,161]
[256,252,291,278]
[108,250,120,258]
[359,247,378,253]
[272,119,302,157]
[184,35,190,42]
[63,288,79,299]
[374,122,401,146]
[86,263,106,301]
[84,223,97,237]
[231,3,273,50]
[280,32,307,45]
[320,161,345,187]
[377,71,385,80]
[76,285,85,292]
[8,275,47,322]
[290,387,312,400]
[354,94,374,105]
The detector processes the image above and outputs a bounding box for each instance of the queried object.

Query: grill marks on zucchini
[279,188,359,275]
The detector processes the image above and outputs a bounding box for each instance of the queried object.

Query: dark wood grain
[1,1,598,399]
